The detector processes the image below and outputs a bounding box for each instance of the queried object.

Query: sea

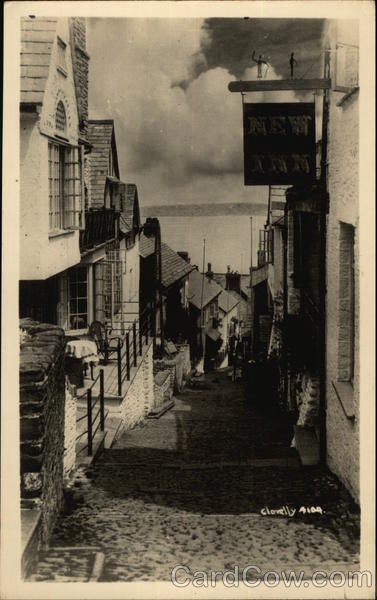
[141,203,267,273]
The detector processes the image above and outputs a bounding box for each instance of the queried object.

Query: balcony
[80,208,119,254]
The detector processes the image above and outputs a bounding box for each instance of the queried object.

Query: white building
[323,20,360,502]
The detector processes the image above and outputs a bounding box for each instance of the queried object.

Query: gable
[87,120,118,207]
[21,17,57,105]
[23,17,80,145]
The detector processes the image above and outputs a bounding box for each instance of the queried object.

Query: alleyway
[30,369,359,582]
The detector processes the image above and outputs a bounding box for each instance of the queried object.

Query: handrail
[75,369,106,456]
[76,371,101,400]
[116,308,153,397]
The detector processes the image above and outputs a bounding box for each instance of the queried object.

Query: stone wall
[63,379,77,483]
[20,319,66,546]
[287,210,301,315]
[118,341,154,431]
[154,371,173,410]
[325,27,359,503]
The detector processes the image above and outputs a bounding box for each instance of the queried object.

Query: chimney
[69,18,90,142]
[226,271,241,294]
[206,262,213,279]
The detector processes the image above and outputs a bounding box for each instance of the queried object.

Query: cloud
[88,18,324,209]
[185,18,325,83]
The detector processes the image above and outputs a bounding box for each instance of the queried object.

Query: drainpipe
[318,49,331,464]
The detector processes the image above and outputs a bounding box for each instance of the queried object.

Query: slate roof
[20,17,57,104]
[87,120,120,207]
[187,270,222,311]
[122,184,140,231]
[139,234,195,289]
[218,290,240,314]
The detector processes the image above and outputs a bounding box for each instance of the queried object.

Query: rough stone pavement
[29,369,360,582]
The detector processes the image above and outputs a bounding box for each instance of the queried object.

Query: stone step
[294,425,320,466]
[28,547,105,582]
[147,398,175,419]
[104,415,123,448]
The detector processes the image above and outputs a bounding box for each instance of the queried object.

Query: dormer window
[55,101,67,135]
[57,37,67,75]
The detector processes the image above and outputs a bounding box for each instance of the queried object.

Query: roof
[139,234,195,289]
[207,328,221,342]
[212,269,267,297]
[187,270,222,311]
[218,290,240,314]
[122,184,140,231]
[20,17,57,104]
[87,120,120,207]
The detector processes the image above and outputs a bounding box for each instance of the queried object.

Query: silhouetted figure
[252,50,269,79]
[290,52,297,78]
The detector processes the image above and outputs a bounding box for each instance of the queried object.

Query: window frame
[48,139,85,234]
[56,36,68,76]
[337,222,356,385]
[68,266,89,331]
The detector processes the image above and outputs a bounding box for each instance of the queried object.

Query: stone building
[323,20,360,502]
[187,269,223,369]
[139,233,195,342]
[264,23,360,499]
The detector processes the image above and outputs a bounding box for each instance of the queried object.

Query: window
[259,228,274,264]
[68,267,88,330]
[338,223,355,383]
[57,268,88,331]
[335,43,359,92]
[57,37,67,74]
[55,101,67,135]
[48,141,83,232]
[93,248,124,327]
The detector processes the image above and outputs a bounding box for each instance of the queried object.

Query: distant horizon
[141,202,268,218]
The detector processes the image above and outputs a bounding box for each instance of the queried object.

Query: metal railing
[76,368,106,456]
[116,307,153,397]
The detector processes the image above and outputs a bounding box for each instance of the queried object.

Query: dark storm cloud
[175,18,326,89]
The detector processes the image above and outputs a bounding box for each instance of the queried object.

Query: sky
[87,18,326,210]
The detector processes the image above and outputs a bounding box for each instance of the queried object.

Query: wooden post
[126,332,130,380]
[319,49,331,465]
[117,338,122,397]
[228,79,331,93]
[133,321,137,367]
[100,369,105,431]
[87,389,92,456]
[139,321,143,356]
[249,217,254,357]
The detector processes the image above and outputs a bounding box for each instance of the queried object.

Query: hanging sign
[243,102,316,185]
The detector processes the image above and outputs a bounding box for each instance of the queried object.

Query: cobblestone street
[30,369,360,582]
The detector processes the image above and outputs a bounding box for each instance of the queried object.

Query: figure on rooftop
[252,50,270,79]
[289,52,297,78]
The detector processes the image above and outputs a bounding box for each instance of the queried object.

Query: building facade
[20,17,87,322]
[19,18,141,339]
[263,23,360,499]
[324,20,360,502]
